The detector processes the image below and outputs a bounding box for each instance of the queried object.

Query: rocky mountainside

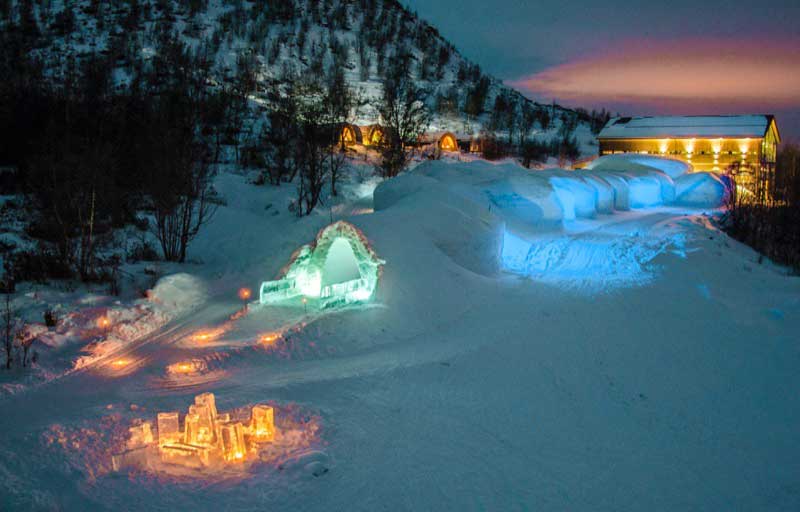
[1,0,602,136]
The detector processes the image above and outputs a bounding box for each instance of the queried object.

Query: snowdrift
[586,153,692,179]
[373,158,728,285]
[673,172,731,207]
[376,157,727,231]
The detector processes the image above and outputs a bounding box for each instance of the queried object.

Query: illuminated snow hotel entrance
[260,222,384,308]
[598,115,780,199]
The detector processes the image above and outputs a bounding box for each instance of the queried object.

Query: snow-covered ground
[1,159,799,511]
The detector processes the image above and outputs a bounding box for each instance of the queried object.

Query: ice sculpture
[112,393,277,472]
[260,221,384,308]
[251,405,275,441]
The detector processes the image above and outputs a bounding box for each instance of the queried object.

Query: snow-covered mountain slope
[1,159,798,510]
[1,0,597,144]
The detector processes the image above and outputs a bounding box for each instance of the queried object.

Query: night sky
[402,0,800,141]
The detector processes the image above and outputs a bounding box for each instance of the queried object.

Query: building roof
[598,115,777,140]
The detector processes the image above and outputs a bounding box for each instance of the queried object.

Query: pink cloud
[512,38,800,108]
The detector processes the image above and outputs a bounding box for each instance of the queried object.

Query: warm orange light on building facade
[597,115,781,198]
[600,136,769,171]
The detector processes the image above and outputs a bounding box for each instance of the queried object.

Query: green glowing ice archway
[260,222,384,308]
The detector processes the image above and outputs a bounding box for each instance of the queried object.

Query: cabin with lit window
[363,124,385,146]
[416,131,471,152]
[598,115,780,195]
[338,124,474,153]
[339,123,362,147]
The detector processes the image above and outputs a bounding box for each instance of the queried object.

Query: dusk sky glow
[401,0,800,140]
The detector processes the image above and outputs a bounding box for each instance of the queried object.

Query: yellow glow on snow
[113,393,277,471]
[191,327,227,344]
[259,332,281,347]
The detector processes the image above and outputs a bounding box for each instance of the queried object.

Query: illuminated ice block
[159,442,212,468]
[115,392,281,473]
[250,405,275,441]
[184,412,201,445]
[157,412,181,445]
[127,422,154,450]
[220,422,247,462]
[194,392,218,420]
[112,446,149,472]
[188,404,215,445]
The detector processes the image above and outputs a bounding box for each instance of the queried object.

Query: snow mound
[372,160,730,280]
[587,154,692,178]
[501,229,686,292]
[148,273,208,316]
[674,172,729,207]
[376,160,730,238]
[69,275,208,371]
[373,173,439,211]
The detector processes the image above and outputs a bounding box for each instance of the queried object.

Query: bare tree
[293,84,329,216]
[150,154,218,263]
[146,92,219,263]
[264,85,300,185]
[376,78,430,178]
[3,294,14,369]
[322,68,361,196]
[518,103,536,147]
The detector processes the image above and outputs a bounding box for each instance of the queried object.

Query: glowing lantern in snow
[193,332,212,342]
[167,359,206,376]
[191,327,226,344]
[238,288,252,301]
[174,362,194,374]
[97,316,111,329]
[259,333,281,346]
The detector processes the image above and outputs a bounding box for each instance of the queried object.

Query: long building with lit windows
[597,115,780,197]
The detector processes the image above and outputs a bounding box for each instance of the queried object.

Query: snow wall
[377,156,728,228]
[373,158,730,277]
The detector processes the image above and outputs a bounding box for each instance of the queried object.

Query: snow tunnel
[259,222,384,308]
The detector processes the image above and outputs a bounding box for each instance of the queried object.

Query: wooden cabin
[361,124,385,146]
[597,115,780,197]
[438,132,458,152]
[338,124,473,154]
[340,123,362,147]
